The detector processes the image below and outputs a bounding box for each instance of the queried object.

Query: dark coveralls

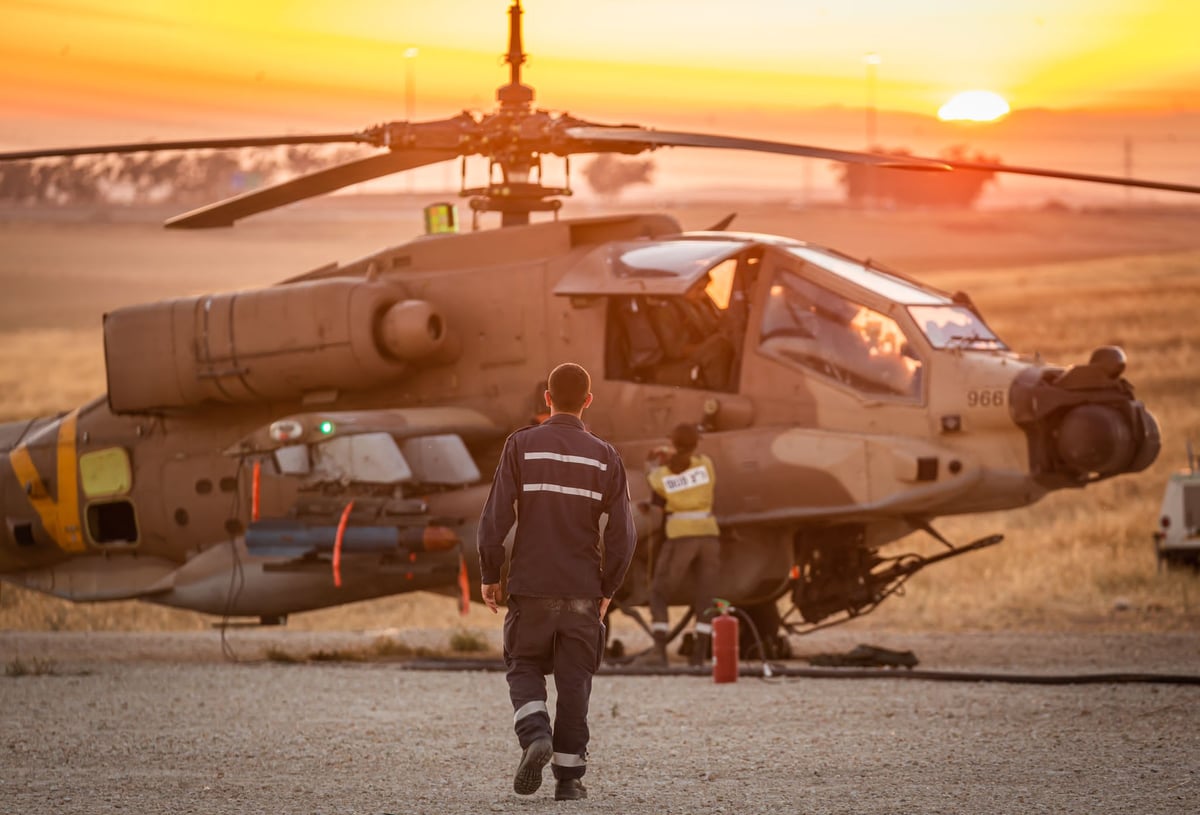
[477,414,637,781]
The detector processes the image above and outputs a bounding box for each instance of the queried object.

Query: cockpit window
[615,240,747,279]
[787,246,949,305]
[760,270,922,398]
[909,305,1006,350]
[704,258,737,309]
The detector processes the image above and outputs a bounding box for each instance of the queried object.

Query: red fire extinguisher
[711,599,739,684]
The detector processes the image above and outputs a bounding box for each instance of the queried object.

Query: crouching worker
[639,422,720,667]
[477,362,637,802]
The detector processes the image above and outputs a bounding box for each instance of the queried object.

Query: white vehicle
[1153,447,1200,570]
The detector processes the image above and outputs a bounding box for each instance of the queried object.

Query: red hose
[457,554,470,616]
[251,460,261,522]
[332,500,355,587]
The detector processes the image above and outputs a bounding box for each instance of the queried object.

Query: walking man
[477,362,637,801]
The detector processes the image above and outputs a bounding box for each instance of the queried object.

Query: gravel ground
[2,629,1198,815]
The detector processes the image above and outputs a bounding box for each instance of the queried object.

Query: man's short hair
[548,362,591,412]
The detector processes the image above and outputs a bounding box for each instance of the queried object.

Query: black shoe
[513,737,552,795]
[554,778,588,801]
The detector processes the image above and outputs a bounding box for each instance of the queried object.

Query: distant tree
[836,145,999,209]
[0,145,372,206]
[582,154,654,197]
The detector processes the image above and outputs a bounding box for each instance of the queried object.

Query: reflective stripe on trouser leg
[550,603,600,780]
[552,752,587,773]
[512,699,551,747]
[514,700,549,724]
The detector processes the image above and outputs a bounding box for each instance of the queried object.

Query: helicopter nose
[1010,345,1160,486]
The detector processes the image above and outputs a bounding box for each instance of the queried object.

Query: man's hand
[599,596,612,620]
[481,582,501,614]
[646,446,671,466]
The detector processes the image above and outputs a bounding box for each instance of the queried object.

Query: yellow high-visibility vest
[647,454,719,539]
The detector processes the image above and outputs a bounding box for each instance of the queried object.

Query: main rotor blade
[165,149,458,229]
[936,158,1200,196]
[0,133,370,161]
[567,125,1200,196]
[563,126,952,170]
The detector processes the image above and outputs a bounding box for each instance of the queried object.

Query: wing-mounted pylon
[224,409,500,595]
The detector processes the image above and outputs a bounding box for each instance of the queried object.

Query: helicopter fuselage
[0,213,1160,622]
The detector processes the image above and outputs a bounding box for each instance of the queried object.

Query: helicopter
[0,2,1184,655]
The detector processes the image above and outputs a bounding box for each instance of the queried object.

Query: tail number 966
[967,389,1005,408]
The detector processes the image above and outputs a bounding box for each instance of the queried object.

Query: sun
[937,90,1011,122]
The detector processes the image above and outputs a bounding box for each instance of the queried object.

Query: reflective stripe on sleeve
[514,700,549,724]
[650,621,670,633]
[552,752,587,768]
[524,451,608,471]
[694,622,713,635]
[523,483,602,501]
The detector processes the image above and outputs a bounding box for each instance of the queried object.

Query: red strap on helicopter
[333,500,355,588]
[457,554,470,616]
[251,460,262,522]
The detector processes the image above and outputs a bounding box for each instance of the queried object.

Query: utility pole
[405,47,418,193]
[1123,136,1133,207]
[864,52,881,149]
[863,52,881,208]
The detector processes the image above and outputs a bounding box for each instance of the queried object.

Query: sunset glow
[0,0,1198,203]
[1,0,1198,143]
[938,91,1011,123]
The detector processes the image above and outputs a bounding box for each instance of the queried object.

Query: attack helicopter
[0,2,1184,654]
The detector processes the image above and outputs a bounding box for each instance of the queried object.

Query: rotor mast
[498,1,533,109]
[468,0,568,227]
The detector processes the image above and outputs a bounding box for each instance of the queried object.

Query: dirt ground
[2,627,1199,815]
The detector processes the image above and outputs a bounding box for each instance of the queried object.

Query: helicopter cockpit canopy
[761,265,925,399]
[909,305,1006,350]
[553,238,749,297]
[556,237,762,392]
[552,232,1012,400]
[783,245,1007,350]
[555,234,1009,398]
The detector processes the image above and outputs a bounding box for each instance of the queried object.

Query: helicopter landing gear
[614,598,795,662]
[784,524,1004,634]
[605,602,697,664]
[708,601,793,661]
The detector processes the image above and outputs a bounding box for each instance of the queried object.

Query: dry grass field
[1,197,1198,637]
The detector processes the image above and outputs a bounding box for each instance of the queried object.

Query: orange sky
[2,0,1198,140]
[1,0,1198,204]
